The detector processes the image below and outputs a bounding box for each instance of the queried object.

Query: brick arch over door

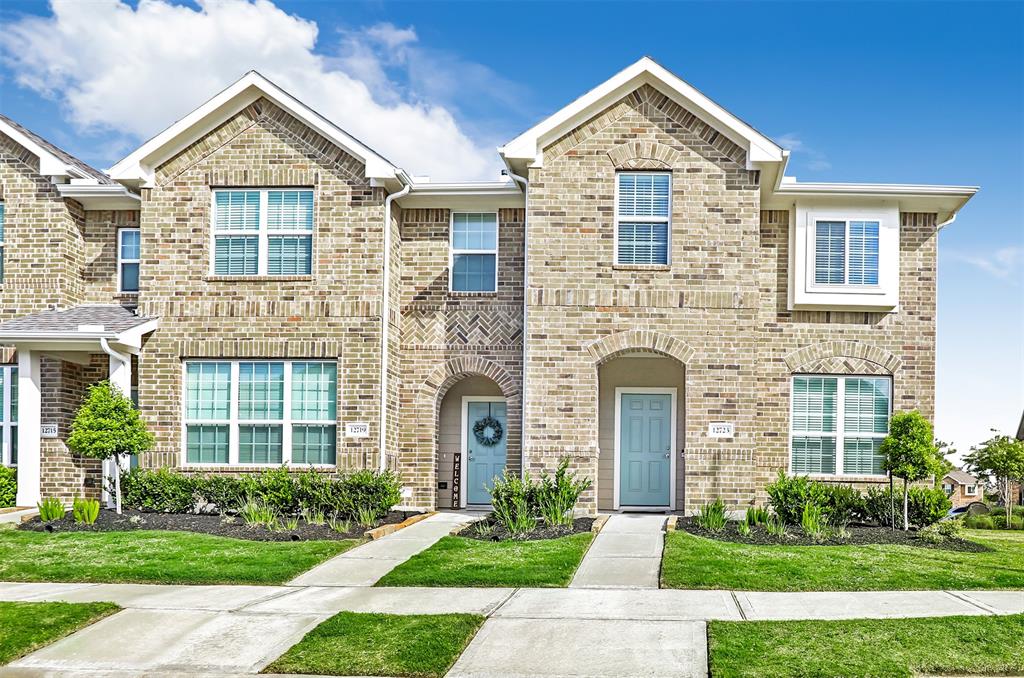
[413,356,522,509]
[587,329,696,367]
[784,341,902,375]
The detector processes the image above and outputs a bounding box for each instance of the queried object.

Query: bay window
[183,360,336,466]
[790,375,891,476]
[212,189,313,276]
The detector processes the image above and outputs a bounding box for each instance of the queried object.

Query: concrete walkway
[288,511,472,587]
[3,581,1021,677]
[570,513,666,589]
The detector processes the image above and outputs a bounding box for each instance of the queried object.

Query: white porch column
[103,351,133,506]
[14,350,41,507]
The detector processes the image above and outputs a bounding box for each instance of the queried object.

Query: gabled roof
[500,56,784,171]
[0,305,154,335]
[944,469,979,486]
[0,113,112,184]
[108,71,403,186]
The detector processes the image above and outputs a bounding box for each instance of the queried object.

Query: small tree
[67,380,154,514]
[963,433,1024,524]
[881,411,943,530]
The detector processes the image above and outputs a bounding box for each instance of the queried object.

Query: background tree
[67,380,154,514]
[963,433,1024,524]
[934,439,957,483]
[881,411,943,530]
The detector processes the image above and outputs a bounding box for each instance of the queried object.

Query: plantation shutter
[814,221,846,284]
[847,221,879,285]
[842,378,890,475]
[267,190,314,230]
[791,376,838,474]
[268,236,312,275]
[291,362,337,465]
[617,173,669,265]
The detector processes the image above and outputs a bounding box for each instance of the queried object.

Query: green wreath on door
[472,415,504,447]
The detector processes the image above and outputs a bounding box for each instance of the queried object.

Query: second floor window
[450,212,498,292]
[616,172,670,265]
[212,189,313,276]
[814,219,879,286]
[118,228,140,293]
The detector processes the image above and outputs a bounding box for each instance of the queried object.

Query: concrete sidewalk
[1,582,1022,677]
[570,513,666,588]
[287,511,472,586]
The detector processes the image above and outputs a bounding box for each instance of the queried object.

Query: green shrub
[736,520,751,537]
[801,502,825,538]
[766,471,828,525]
[121,467,197,513]
[0,467,16,507]
[918,523,946,544]
[72,497,100,525]
[964,514,995,530]
[490,470,538,537]
[696,499,727,532]
[745,506,769,526]
[821,484,866,526]
[333,470,402,521]
[865,487,950,528]
[37,497,64,522]
[536,458,591,527]
[194,474,246,511]
[239,467,298,515]
[936,519,964,539]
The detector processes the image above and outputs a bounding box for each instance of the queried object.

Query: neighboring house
[0,58,978,513]
[942,469,981,509]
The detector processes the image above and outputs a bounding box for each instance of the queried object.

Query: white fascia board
[56,184,141,210]
[108,71,400,185]
[0,118,77,178]
[398,181,524,209]
[768,178,978,224]
[500,57,783,170]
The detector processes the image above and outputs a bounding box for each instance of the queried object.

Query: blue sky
[1,0,1021,457]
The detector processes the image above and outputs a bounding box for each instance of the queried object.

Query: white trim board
[460,395,506,509]
[613,387,677,511]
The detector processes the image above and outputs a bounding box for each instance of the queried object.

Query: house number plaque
[707,422,734,438]
[344,422,370,438]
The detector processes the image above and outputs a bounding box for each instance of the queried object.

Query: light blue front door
[619,393,672,507]
[466,400,507,505]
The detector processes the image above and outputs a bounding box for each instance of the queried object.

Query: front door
[619,392,672,507]
[465,399,507,505]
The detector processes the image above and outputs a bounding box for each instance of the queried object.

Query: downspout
[504,168,529,479]
[379,172,412,471]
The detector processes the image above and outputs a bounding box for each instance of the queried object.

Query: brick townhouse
[0,58,976,513]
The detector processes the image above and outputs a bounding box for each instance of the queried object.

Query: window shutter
[214,191,260,230]
[814,221,846,284]
[268,190,314,230]
[848,221,879,285]
[268,236,312,275]
[214,236,258,275]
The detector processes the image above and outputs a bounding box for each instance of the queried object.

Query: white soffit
[107,71,400,186]
[500,56,784,170]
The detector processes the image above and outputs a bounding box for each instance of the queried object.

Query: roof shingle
[0,305,154,335]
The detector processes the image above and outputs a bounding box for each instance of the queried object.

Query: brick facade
[1,73,953,513]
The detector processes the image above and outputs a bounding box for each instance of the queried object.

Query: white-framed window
[1,366,17,467]
[0,202,6,283]
[965,484,978,496]
[449,212,498,292]
[790,375,891,477]
[942,483,953,495]
[211,189,313,276]
[118,228,140,293]
[813,219,880,286]
[182,360,337,466]
[615,172,670,265]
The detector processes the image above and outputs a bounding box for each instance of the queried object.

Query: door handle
[664,453,670,458]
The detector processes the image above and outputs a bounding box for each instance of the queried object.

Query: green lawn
[708,614,1024,677]
[264,612,484,677]
[662,529,1024,591]
[0,530,357,585]
[376,533,594,587]
[0,601,119,665]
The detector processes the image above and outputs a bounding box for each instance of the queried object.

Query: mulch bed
[460,516,595,542]
[677,518,991,553]
[19,508,421,542]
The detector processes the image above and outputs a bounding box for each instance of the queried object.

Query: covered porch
[0,305,158,506]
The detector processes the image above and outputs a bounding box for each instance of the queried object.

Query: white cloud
[777,132,831,172]
[945,246,1023,282]
[0,0,504,181]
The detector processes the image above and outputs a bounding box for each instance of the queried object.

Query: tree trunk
[114,453,123,515]
[1007,477,1013,525]
[903,478,910,531]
